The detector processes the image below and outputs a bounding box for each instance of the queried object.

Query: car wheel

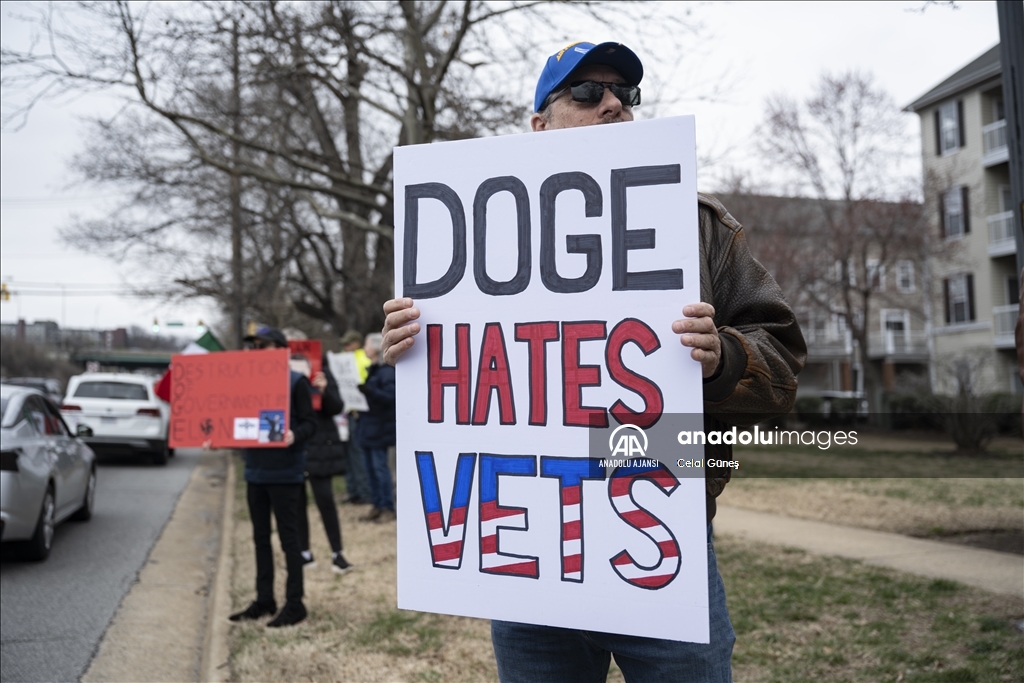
[70,466,97,522]
[151,447,168,466]
[25,486,55,561]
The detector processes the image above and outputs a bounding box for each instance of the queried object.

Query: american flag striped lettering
[415,452,476,569]
[607,461,681,590]
[478,454,539,578]
[539,456,606,582]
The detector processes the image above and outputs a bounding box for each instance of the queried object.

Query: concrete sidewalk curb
[82,451,227,683]
[715,505,1024,598]
[200,452,235,683]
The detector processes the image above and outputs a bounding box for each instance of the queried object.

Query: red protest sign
[288,339,323,410]
[169,348,291,449]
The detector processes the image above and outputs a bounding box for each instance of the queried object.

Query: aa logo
[608,424,648,459]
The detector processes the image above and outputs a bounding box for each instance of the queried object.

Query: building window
[882,309,910,351]
[834,259,855,286]
[940,186,970,238]
[935,100,963,155]
[943,273,975,324]
[866,259,885,290]
[895,260,915,293]
[1009,275,1020,306]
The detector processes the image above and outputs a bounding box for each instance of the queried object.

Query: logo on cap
[556,41,588,61]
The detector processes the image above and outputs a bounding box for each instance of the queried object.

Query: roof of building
[904,44,1001,113]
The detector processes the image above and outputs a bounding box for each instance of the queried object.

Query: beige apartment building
[722,193,931,405]
[906,44,1021,395]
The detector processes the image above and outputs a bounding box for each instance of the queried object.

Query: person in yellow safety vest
[339,330,373,504]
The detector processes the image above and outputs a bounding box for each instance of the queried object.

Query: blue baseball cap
[534,41,644,113]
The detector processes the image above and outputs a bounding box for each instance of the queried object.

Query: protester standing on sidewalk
[294,349,354,575]
[339,330,373,505]
[228,326,318,628]
[356,332,396,523]
[380,41,805,682]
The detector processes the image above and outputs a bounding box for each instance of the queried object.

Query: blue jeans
[344,430,372,501]
[491,525,734,683]
[363,446,395,511]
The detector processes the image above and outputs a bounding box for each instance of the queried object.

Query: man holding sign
[228,326,319,628]
[383,42,804,681]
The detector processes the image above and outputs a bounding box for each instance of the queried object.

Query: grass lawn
[726,434,1023,549]
[720,537,1023,683]
[226,455,1023,682]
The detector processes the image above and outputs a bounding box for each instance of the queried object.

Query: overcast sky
[0,1,1003,335]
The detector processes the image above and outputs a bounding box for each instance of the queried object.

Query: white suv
[60,373,172,465]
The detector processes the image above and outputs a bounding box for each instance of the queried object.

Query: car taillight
[0,450,19,472]
[137,408,161,417]
[61,404,82,412]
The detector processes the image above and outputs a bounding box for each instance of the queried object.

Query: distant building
[905,44,1021,395]
[720,193,930,403]
[0,318,128,350]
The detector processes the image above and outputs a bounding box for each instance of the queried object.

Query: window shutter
[961,186,970,233]
[938,192,946,237]
[943,279,951,324]
[966,273,975,321]
[934,109,942,155]
[957,100,965,147]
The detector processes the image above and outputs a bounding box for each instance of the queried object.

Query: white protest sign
[327,351,369,412]
[394,116,708,643]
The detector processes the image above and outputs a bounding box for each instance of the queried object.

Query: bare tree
[754,72,934,411]
[2,2,708,343]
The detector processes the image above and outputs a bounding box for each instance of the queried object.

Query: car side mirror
[76,424,94,438]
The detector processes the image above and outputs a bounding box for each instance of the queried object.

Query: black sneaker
[301,550,316,570]
[229,600,276,622]
[267,602,307,628]
[332,552,353,575]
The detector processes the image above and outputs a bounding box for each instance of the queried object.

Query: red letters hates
[426,319,663,429]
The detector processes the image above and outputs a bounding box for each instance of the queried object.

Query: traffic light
[0,283,9,302]
[152,317,160,333]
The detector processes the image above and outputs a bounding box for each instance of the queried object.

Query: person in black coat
[229,326,317,628]
[297,358,353,574]
[356,333,396,522]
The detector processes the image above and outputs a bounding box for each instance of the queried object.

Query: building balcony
[982,119,1008,167]
[866,330,929,360]
[806,334,852,360]
[993,304,1018,349]
[988,211,1017,257]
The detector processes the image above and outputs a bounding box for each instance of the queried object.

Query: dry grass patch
[227,458,497,682]
[720,478,1023,538]
[721,537,1024,683]
[727,433,1023,541]
[226,456,1023,683]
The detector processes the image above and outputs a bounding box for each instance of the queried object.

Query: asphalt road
[1,448,201,683]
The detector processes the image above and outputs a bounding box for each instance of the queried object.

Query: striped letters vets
[539,456,606,582]
[415,452,476,569]
[607,462,682,589]
[478,454,540,578]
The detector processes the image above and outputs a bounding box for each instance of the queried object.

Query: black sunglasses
[544,80,641,110]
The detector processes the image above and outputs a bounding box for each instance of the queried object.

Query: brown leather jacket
[696,193,807,520]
